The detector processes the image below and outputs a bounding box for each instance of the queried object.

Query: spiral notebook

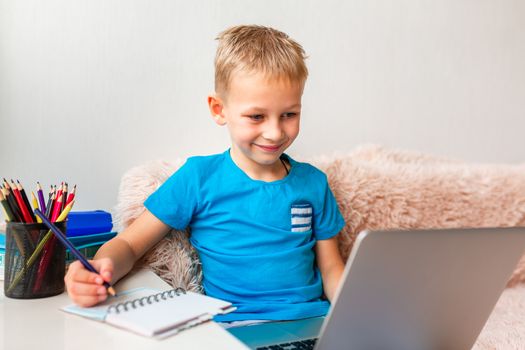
[62,287,236,338]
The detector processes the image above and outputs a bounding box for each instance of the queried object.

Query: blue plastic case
[66,210,113,237]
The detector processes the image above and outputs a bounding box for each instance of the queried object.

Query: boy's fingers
[67,281,108,297]
[65,260,113,307]
[90,258,114,282]
[69,267,104,285]
[101,270,112,283]
[66,259,114,284]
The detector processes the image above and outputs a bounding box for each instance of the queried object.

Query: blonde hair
[214,25,308,97]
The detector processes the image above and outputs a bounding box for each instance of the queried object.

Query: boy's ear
[207,94,227,126]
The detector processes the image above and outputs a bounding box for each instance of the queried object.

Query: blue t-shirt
[144,150,345,322]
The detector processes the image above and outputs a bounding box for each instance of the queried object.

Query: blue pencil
[34,209,116,296]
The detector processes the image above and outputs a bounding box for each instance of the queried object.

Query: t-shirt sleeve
[143,158,199,230]
[313,173,346,240]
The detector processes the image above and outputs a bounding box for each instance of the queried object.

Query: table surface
[0,269,249,350]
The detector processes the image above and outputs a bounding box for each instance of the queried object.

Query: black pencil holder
[4,221,67,299]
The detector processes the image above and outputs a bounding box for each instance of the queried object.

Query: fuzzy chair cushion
[114,145,525,349]
[316,146,525,287]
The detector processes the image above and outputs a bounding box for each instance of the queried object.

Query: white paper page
[105,291,234,336]
[61,287,161,320]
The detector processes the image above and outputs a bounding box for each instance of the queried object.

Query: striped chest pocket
[291,202,313,232]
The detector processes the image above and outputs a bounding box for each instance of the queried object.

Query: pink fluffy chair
[114,145,525,349]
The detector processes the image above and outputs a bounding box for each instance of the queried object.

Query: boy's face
[208,71,303,178]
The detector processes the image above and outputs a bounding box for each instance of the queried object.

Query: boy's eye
[282,112,298,118]
[248,114,264,121]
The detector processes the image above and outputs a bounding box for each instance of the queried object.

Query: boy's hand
[64,258,114,307]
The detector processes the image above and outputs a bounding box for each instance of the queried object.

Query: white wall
[1,0,524,213]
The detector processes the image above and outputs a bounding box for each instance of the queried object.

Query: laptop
[228,227,525,350]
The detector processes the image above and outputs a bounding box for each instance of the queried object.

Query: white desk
[0,269,249,350]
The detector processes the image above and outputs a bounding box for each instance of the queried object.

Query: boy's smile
[208,71,304,182]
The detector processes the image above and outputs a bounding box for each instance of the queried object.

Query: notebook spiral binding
[107,287,187,314]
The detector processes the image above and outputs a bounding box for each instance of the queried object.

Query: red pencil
[17,180,37,222]
[50,193,63,222]
[51,183,64,221]
[10,180,33,223]
[66,184,76,206]
[49,182,64,222]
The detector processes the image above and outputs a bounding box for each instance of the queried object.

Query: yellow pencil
[31,191,42,223]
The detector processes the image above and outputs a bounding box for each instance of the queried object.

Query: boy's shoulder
[186,151,226,165]
[183,151,227,173]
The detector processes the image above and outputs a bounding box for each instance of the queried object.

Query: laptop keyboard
[255,338,318,350]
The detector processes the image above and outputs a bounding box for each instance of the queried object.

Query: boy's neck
[229,148,289,182]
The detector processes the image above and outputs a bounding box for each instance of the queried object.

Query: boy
[65,25,346,323]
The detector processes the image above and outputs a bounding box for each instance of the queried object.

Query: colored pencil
[2,181,23,222]
[17,180,37,222]
[0,189,14,222]
[1,189,28,255]
[51,184,64,221]
[36,182,46,214]
[35,209,116,297]
[66,184,76,206]
[56,182,63,200]
[61,183,68,212]
[11,180,33,223]
[2,178,10,191]
[31,192,42,223]
[2,187,22,222]
[45,186,55,218]
[1,180,79,222]
[50,193,63,222]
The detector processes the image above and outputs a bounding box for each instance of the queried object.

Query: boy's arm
[315,235,345,302]
[95,209,171,284]
[65,209,171,306]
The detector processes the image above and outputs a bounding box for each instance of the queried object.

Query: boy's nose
[262,121,284,142]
